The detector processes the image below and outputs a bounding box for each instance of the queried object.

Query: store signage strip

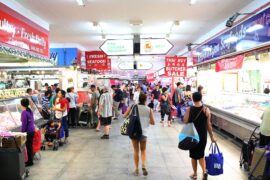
[100,39,133,56]
[140,39,173,55]
[194,6,270,64]
[165,56,187,77]
[215,55,244,72]
[0,3,49,58]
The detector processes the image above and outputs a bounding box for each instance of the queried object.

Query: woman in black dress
[183,92,216,180]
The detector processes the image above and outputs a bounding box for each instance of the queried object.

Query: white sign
[118,62,134,70]
[140,39,173,55]
[137,61,153,70]
[100,39,133,56]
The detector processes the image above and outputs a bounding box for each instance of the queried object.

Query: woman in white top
[124,93,155,176]
[133,85,141,104]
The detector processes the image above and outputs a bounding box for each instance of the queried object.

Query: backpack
[127,105,142,140]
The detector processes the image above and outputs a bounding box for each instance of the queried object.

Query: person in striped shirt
[42,90,52,119]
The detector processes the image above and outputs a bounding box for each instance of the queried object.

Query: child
[44,120,60,146]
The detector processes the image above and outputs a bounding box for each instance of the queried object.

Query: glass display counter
[0,97,46,132]
[204,92,270,140]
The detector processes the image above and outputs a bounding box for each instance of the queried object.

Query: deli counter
[204,92,270,140]
[0,97,46,132]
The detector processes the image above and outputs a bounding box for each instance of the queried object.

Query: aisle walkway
[29,112,247,180]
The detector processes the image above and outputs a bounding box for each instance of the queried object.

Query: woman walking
[124,93,155,176]
[21,98,35,166]
[183,92,216,180]
[160,87,172,127]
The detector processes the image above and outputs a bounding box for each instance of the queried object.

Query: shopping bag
[178,123,200,150]
[205,143,224,176]
[120,118,129,136]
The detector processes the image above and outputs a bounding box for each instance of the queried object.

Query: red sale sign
[215,55,244,72]
[146,73,155,82]
[85,51,111,71]
[0,3,49,57]
[165,56,187,77]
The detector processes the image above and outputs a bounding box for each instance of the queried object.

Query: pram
[40,121,61,151]
[78,103,91,128]
[240,126,260,171]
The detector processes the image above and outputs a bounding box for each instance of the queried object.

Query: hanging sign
[140,39,173,55]
[137,61,153,70]
[85,51,111,71]
[0,3,49,58]
[215,55,244,72]
[146,73,155,82]
[165,56,187,77]
[100,39,133,56]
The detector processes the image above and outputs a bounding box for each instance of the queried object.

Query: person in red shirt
[53,90,70,144]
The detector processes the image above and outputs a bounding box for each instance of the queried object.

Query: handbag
[120,105,134,136]
[205,143,224,176]
[178,107,203,150]
[127,105,142,140]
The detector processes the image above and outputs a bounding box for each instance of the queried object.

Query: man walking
[112,85,123,120]
[90,85,100,128]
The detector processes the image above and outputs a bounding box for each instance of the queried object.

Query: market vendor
[260,106,270,147]
[21,98,35,167]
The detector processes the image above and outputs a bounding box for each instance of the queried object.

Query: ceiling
[15,0,254,56]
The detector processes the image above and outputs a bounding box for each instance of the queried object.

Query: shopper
[66,87,78,128]
[198,85,204,94]
[26,88,38,105]
[41,90,52,120]
[133,85,141,104]
[112,85,123,120]
[97,86,113,139]
[123,93,155,176]
[183,92,216,180]
[259,106,270,146]
[264,87,270,95]
[123,85,129,106]
[160,87,172,127]
[53,90,69,144]
[151,85,160,112]
[174,82,184,105]
[90,85,100,127]
[184,85,193,106]
[21,98,35,167]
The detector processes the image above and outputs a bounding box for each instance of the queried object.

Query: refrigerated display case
[204,92,270,140]
[0,97,46,132]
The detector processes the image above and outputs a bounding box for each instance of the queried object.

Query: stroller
[40,120,61,151]
[78,103,91,128]
[240,126,260,171]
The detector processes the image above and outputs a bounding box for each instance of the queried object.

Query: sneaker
[101,135,109,139]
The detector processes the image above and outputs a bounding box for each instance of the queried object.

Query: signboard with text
[85,51,111,71]
[165,56,187,77]
[140,39,173,55]
[0,3,49,58]
[215,55,244,72]
[100,39,133,56]
[146,73,155,82]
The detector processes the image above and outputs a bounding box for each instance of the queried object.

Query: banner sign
[85,51,111,71]
[100,39,133,56]
[215,55,244,72]
[50,48,81,66]
[146,73,155,82]
[140,39,173,55]
[0,3,49,58]
[165,56,187,77]
[194,5,270,64]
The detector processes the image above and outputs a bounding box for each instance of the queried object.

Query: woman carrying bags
[160,87,172,127]
[183,92,216,180]
[123,93,155,176]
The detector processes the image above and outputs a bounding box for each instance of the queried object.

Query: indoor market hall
[0,0,270,180]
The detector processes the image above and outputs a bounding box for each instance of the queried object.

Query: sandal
[134,169,139,176]
[189,173,197,180]
[203,172,208,180]
[142,168,148,176]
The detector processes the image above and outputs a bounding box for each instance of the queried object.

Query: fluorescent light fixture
[224,36,238,43]
[189,0,197,5]
[129,20,143,26]
[195,52,201,56]
[105,35,134,39]
[246,24,264,33]
[203,47,212,52]
[76,0,85,6]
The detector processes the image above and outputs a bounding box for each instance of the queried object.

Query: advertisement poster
[85,51,111,71]
[146,73,155,82]
[165,56,187,77]
[50,48,80,66]
[215,55,244,72]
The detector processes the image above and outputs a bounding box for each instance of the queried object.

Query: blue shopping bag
[205,143,224,176]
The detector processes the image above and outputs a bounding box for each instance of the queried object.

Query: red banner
[146,73,155,82]
[165,56,187,77]
[215,55,244,72]
[0,3,49,57]
[85,51,111,71]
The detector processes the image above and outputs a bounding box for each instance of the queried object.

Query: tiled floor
[28,112,248,180]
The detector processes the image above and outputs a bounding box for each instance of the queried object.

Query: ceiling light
[246,24,264,33]
[130,20,143,26]
[224,36,238,43]
[189,0,197,5]
[76,0,85,6]
[174,20,180,26]
[203,47,212,52]
[195,52,201,56]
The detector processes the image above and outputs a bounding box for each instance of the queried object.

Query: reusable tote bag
[178,107,203,150]
[205,143,224,176]
[120,105,134,136]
